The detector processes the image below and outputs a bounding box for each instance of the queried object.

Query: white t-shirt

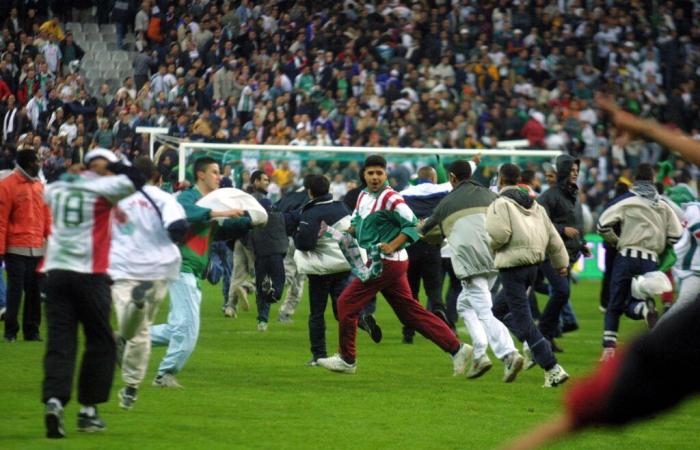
[109,185,185,281]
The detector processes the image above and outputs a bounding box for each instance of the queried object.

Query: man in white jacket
[486,164,570,388]
[109,157,187,410]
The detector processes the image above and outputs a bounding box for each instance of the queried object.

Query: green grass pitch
[1,280,699,449]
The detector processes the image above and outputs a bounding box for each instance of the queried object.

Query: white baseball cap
[84,148,119,165]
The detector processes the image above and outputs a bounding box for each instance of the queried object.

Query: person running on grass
[150,157,252,388]
[317,155,472,375]
[109,157,188,410]
[42,149,145,438]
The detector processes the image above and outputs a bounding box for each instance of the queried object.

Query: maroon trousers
[337,260,460,361]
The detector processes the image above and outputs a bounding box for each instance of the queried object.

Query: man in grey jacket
[597,163,683,361]
[486,164,570,388]
[422,160,524,382]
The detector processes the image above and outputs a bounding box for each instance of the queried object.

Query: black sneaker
[358,314,382,343]
[644,298,659,329]
[25,334,43,342]
[118,386,138,410]
[45,399,65,439]
[4,335,16,343]
[402,335,414,344]
[77,410,106,433]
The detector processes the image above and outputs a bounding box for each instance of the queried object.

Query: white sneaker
[523,346,536,370]
[223,304,237,318]
[466,354,493,379]
[543,364,569,388]
[152,373,183,388]
[317,354,356,374]
[502,351,524,383]
[452,343,473,376]
[257,321,268,332]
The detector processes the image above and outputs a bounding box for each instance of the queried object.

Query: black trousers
[404,241,444,338]
[4,254,42,339]
[308,272,350,359]
[42,270,115,406]
[492,265,557,371]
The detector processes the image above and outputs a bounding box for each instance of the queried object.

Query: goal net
[170,140,562,190]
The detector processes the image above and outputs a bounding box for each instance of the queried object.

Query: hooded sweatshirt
[537,154,585,263]
[485,185,568,270]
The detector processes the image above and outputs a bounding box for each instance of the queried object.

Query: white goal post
[175,141,562,182]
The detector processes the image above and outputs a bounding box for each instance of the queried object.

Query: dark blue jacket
[294,194,350,251]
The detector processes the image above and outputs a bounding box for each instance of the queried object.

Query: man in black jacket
[536,155,590,351]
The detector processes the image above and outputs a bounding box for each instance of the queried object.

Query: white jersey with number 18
[44,172,135,274]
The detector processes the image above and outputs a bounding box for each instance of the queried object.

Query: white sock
[47,397,62,407]
[79,405,96,417]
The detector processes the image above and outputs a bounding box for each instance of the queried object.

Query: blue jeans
[207,241,233,307]
[538,260,575,339]
[254,253,286,322]
[603,255,657,348]
[492,265,557,371]
[150,273,201,375]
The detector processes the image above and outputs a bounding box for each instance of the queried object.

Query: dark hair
[499,163,521,186]
[520,169,536,185]
[448,160,472,182]
[364,154,386,169]
[675,169,691,184]
[133,156,157,182]
[250,170,266,184]
[308,175,330,197]
[194,156,218,177]
[635,163,655,182]
[15,149,38,170]
[655,182,665,195]
[302,174,315,190]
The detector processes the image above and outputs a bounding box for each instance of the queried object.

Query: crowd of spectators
[0,0,698,218]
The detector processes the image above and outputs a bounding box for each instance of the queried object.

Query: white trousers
[112,279,169,388]
[228,240,255,304]
[457,275,516,360]
[659,274,700,323]
[279,237,306,316]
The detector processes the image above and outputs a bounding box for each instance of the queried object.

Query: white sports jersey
[44,172,135,274]
[109,185,185,281]
[674,202,700,276]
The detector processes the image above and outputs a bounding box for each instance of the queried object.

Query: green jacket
[350,184,419,252]
[178,187,252,277]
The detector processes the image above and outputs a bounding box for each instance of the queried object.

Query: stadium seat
[103,33,118,43]
[111,51,129,62]
[91,42,108,52]
[65,22,82,32]
[86,32,103,43]
[100,24,117,34]
[83,23,99,34]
